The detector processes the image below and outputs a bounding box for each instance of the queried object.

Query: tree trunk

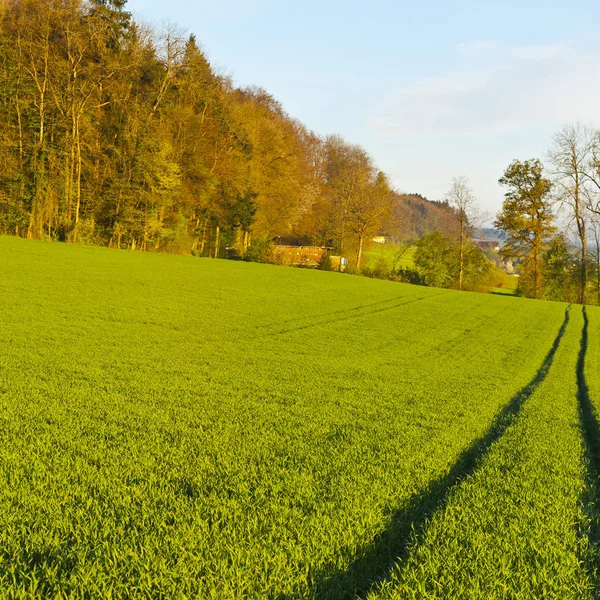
[73,115,83,241]
[234,226,243,253]
[356,233,364,270]
[458,241,464,291]
[66,134,75,229]
[200,222,207,254]
[597,251,600,306]
[26,207,36,239]
[579,218,587,304]
[213,225,220,258]
[534,246,541,299]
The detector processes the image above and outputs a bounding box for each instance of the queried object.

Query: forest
[0,0,460,267]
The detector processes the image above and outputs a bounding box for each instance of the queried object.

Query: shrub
[372,257,390,279]
[317,253,334,271]
[391,267,425,285]
[243,237,277,264]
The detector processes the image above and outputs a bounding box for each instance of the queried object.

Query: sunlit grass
[0,236,591,597]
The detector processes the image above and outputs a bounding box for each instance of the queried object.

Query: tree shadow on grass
[313,306,571,600]
[575,306,600,596]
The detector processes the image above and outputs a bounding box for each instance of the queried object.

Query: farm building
[371,234,395,244]
[273,246,348,271]
[473,239,501,252]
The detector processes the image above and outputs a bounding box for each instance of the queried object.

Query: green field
[362,242,518,294]
[363,243,416,271]
[1,236,600,598]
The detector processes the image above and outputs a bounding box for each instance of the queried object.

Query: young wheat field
[1,236,600,598]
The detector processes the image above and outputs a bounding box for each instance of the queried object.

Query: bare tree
[585,129,600,196]
[548,124,595,304]
[444,175,480,291]
[589,212,600,306]
[152,23,186,113]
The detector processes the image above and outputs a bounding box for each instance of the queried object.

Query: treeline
[493,125,600,304]
[394,128,600,304]
[0,0,458,268]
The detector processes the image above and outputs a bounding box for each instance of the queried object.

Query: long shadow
[314,305,572,600]
[575,307,600,595]
[266,293,447,338]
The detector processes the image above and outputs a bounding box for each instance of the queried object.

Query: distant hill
[477,227,507,242]
[280,193,458,247]
[384,193,458,242]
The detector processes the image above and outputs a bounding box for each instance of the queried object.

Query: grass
[362,243,415,271]
[0,235,596,597]
[371,306,592,598]
[580,306,600,597]
[492,268,519,293]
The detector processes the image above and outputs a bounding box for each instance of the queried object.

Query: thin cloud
[508,44,565,60]
[371,41,600,139]
[456,40,499,56]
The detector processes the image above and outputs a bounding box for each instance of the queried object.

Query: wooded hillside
[0,0,456,260]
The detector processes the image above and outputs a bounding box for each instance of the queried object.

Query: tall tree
[589,212,600,306]
[444,175,480,290]
[541,234,577,302]
[346,170,392,269]
[548,124,595,304]
[234,87,311,240]
[414,231,491,291]
[323,135,368,254]
[495,159,555,298]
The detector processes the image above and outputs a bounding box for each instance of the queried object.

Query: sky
[126,0,600,217]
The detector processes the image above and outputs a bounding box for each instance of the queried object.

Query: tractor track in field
[575,306,600,594]
[262,292,447,338]
[254,295,414,330]
[315,305,572,599]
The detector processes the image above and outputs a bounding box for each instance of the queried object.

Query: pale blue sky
[127,0,600,215]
